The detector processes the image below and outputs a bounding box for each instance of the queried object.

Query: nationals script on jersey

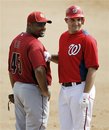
[58,30,99,83]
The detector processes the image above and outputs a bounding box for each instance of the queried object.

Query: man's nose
[42,26,46,31]
[40,26,46,31]
[74,20,79,25]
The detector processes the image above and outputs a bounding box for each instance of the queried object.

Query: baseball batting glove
[8,94,14,111]
[44,51,51,62]
[79,93,89,109]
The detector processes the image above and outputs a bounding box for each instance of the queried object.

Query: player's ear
[64,18,68,23]
[27,22,33,30]
[27,22,32,26]
[81,18,85,24]
[27,22,33,32]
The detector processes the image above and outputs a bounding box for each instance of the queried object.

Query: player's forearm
[35,66,50,97]
[9,72,15,88]
[51,54,58,64]
[84,68,97,93]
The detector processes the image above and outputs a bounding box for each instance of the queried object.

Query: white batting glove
[44,51,51,62]
[79,93,89,109]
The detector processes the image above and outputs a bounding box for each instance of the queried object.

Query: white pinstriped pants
[58,82,95,130]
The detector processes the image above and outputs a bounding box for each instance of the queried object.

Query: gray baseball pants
[13,82,49,130]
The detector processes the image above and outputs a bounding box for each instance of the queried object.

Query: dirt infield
[0,0,109,130]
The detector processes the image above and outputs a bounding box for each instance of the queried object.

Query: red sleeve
[28,44,46,70]
[84,36,99,69]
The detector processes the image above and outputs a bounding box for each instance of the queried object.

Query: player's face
[31,22,46,37]
[65,17,83,34]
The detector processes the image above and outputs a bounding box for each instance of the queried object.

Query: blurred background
[0,0,109,130]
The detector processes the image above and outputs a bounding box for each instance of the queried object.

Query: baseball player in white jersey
[44,5,99,130]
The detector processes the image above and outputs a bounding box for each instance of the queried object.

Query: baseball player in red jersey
[44,5,99,130]
[8,11,52,130]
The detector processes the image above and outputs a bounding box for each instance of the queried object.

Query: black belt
[62,82,82,87]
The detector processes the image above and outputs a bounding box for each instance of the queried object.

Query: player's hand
[41,90,51,101]
[79,93,89,109]
[44,51,51,62]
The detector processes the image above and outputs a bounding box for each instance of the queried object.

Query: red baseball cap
[27,11,52,24]
[65,5,84,18]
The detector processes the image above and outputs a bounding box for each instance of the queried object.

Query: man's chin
[37,32,45,37]
[33,34,45,38]
[39,34,45,37]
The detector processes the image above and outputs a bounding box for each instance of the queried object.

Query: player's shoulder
[60,31,68,38]
[11,32,41,48]
[21,32,41,45]
[12,32,32,42]
[81,30,98,47]
[10,32,23,47]
[82,30,95,38]
[82,30,96,42]
[61,31,68,35]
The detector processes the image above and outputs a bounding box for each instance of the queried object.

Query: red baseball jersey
[58,30,99,83]
[8,32,52,85]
